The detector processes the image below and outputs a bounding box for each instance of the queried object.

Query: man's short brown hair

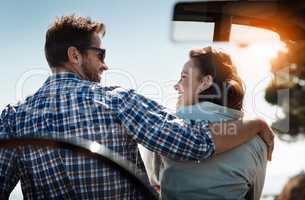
[44,15,105,68]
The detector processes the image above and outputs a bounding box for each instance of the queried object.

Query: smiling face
[174,59,206,108]
[175,47,245,110]
[80,33,108,82]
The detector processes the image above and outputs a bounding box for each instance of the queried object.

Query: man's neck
[51,66,72,74]
[51,64,88,81]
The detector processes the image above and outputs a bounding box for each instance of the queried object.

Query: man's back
[0,73,147,199]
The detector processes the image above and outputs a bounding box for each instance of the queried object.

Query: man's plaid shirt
[0,72,214,199]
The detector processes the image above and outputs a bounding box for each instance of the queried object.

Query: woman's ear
[199,75,213,92]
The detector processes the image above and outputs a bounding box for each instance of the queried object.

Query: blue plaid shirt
[0,72,214,199]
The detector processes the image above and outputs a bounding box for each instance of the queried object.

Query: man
[0,15,274,199]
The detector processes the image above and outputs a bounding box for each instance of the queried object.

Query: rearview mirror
[171,19,281,45]
[171,0,304,44]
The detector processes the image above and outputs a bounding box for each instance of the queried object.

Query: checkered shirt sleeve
[103,87,215,160]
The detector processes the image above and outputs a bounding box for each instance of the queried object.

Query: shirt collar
[44,72,82,85]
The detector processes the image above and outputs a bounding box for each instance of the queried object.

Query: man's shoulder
[96,86,136,99]
[84,83,132,94]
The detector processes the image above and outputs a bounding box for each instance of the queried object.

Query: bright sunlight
[231,24,287,61]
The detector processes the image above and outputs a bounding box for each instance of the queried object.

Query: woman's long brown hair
[190,47,245,111]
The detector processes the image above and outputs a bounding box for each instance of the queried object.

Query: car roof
[173,0,305,41]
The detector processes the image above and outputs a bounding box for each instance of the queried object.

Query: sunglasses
[76,46,106,63]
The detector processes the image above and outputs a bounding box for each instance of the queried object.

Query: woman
[145,47,267,200]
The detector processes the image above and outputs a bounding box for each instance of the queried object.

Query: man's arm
[0,149,20,199]
[102,88,214,160]
[103,88,274,161]
[0,105,20,199]
[210,118,274,160]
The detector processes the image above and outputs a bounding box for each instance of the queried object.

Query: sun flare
[247,42,287,61]
[228,24,287,69]
[231,24,286,58]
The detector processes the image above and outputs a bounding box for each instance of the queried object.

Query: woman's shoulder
[176,102,243,122]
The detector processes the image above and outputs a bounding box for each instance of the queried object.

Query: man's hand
[257,119,274,161]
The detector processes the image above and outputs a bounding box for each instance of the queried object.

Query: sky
[1,0,305,199]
